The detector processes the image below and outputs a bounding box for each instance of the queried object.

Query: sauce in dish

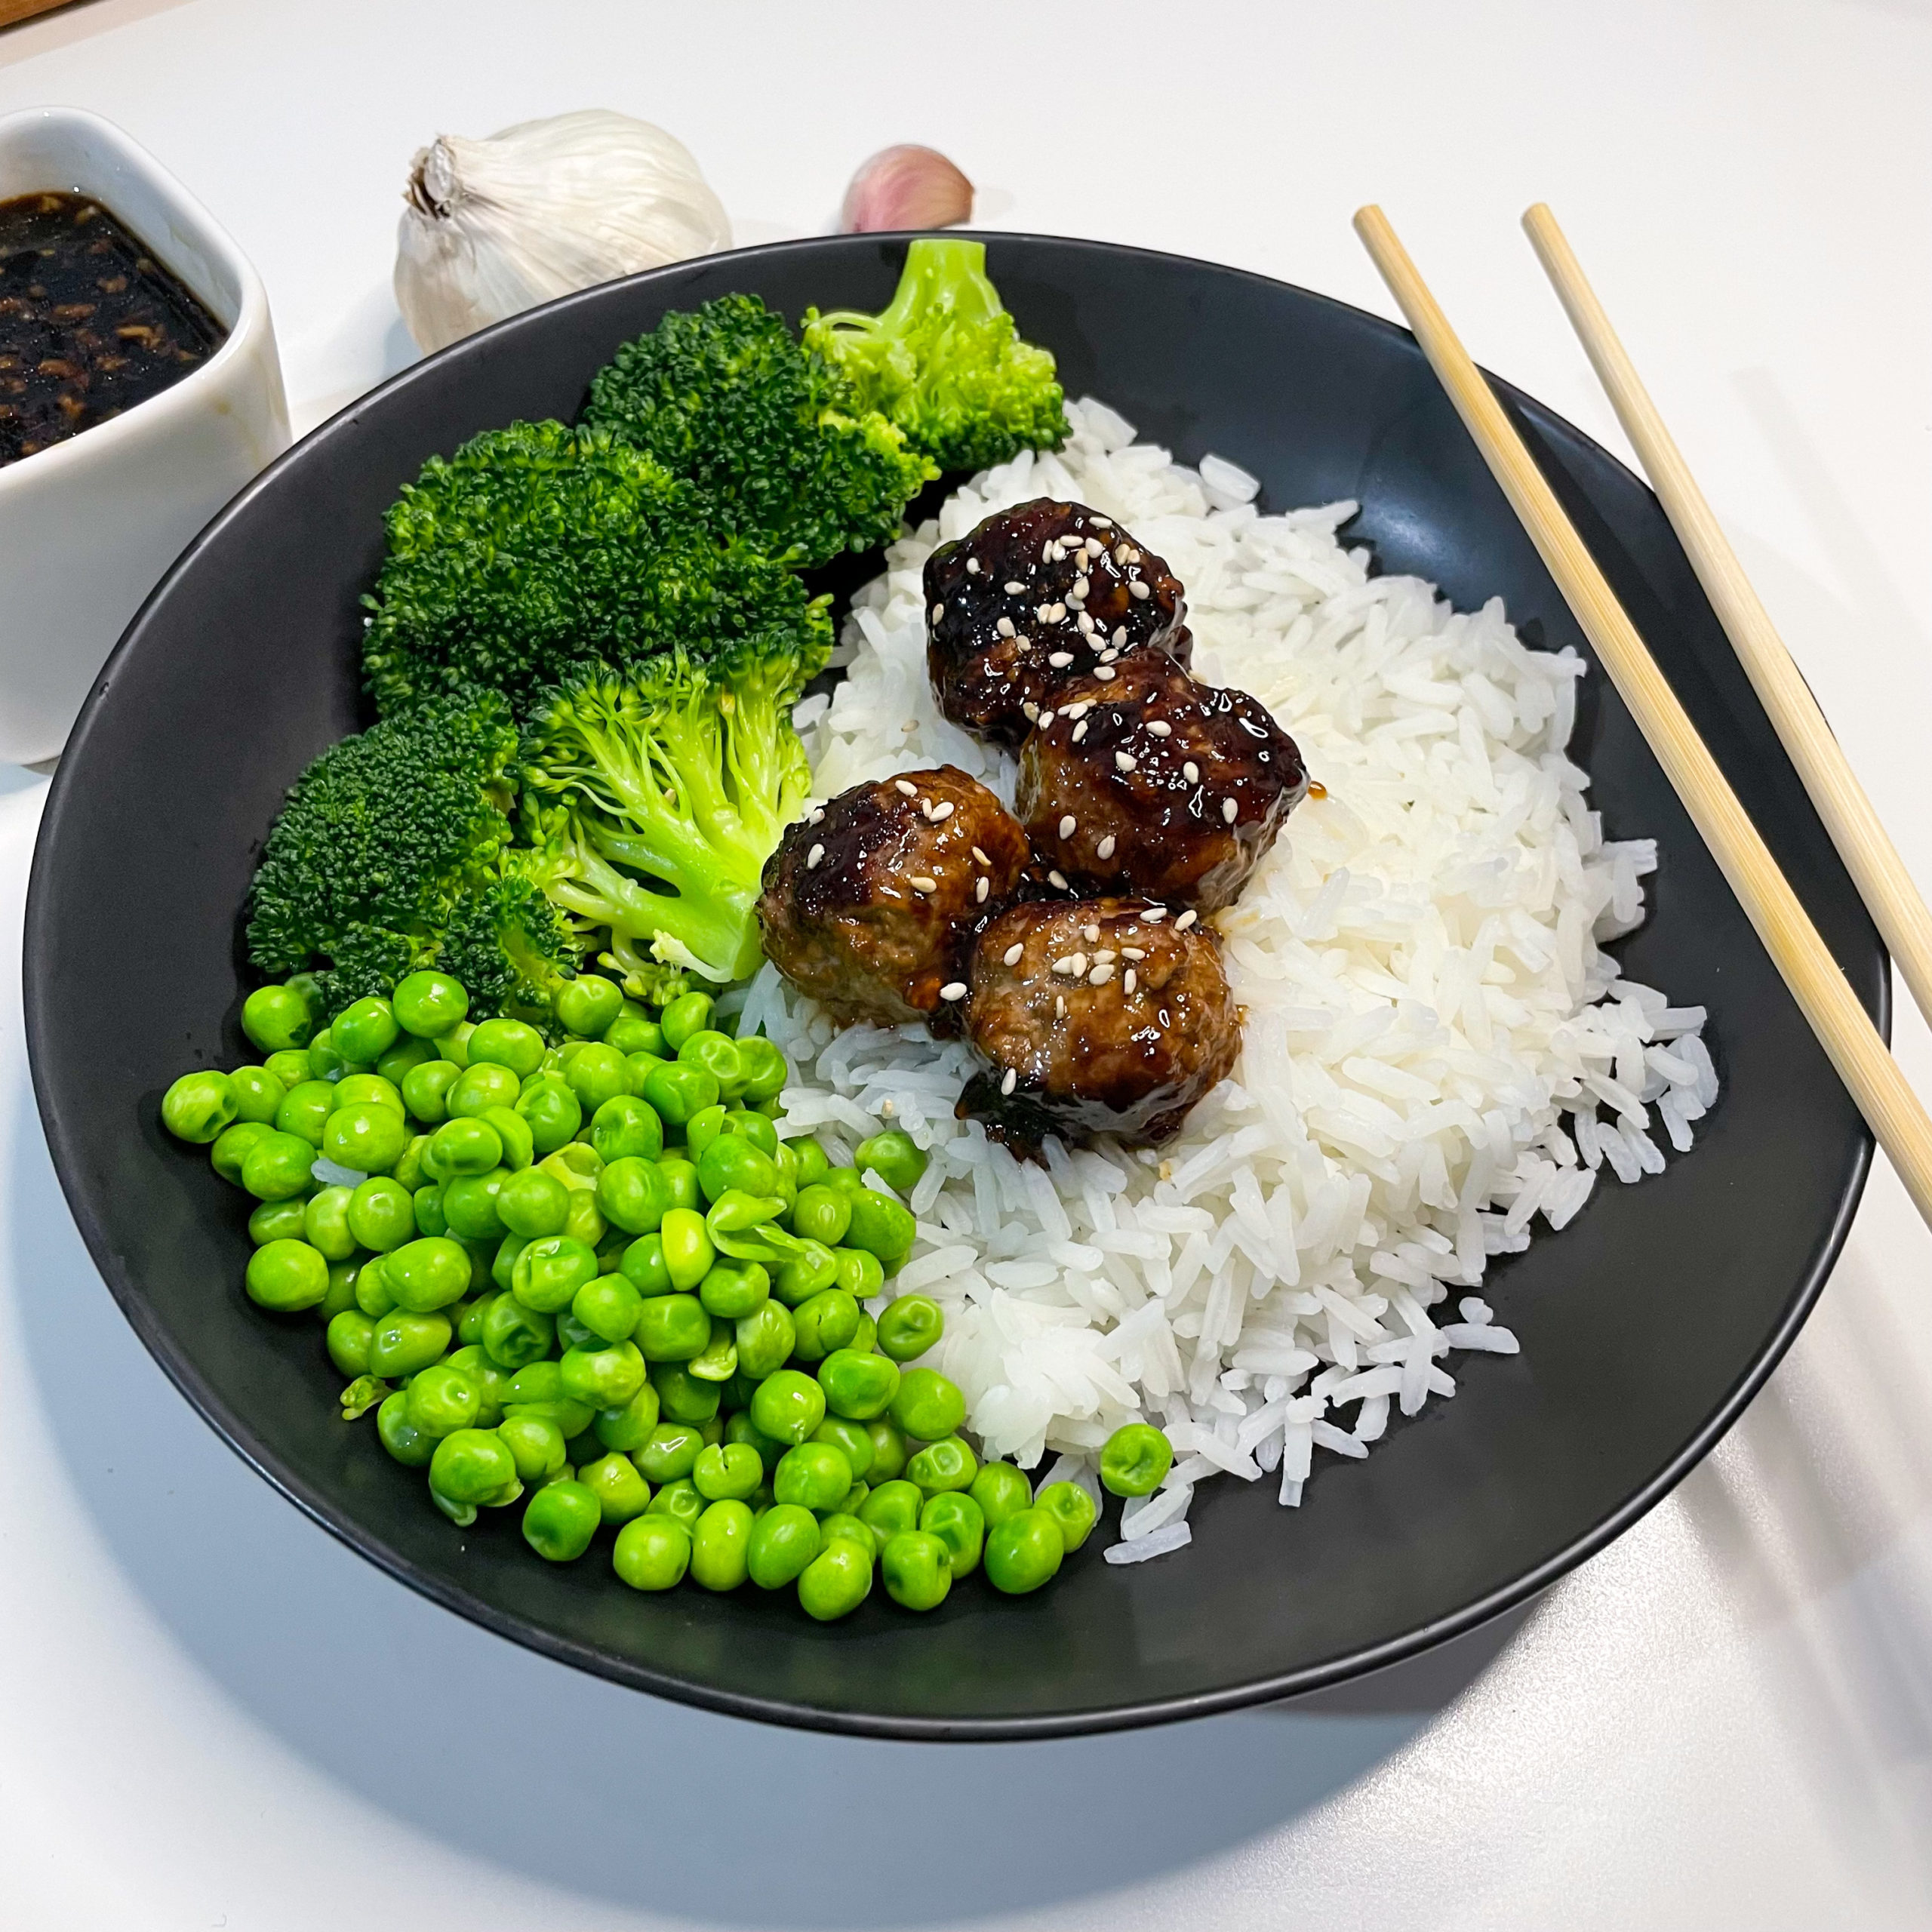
[0,190,226,469]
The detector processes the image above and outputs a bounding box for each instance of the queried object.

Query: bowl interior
[24,235,1880,1737]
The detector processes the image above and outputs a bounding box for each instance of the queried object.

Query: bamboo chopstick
[1521,204,1932,1035]
[1351,204,1932,1231]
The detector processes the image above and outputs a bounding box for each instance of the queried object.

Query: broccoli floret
[361,419,830,716]
[246,689,521,1013]
[436,862,583,1038]
[583,294,937,568]
[801,238,1066,473]
[521,650,814,986]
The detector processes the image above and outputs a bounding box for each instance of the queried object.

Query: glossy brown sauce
[0,190,226,469]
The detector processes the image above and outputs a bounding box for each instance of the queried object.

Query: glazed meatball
[958,897,1241,1151]
[923,498,1191,746]
[758,767,1030,1032]
[1017,651,1308,912]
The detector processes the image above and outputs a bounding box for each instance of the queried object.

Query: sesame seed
[1053,955,1078,976]
[1099,650,1120,665]
[997,616,1017,638]
[1072,721,1088,743]
[1115,751,1137,773]
[809,806,825,823]
[1004,580,1025,595]
[1096,834,1117,860]
[1092,515,1113,528]
[1112,626,1128,647]
[1001,1068,1017,1096]
[1183,760,1200,783]
[807,843,824,869]
[1146,719,1172,737]
[1066,701,1092,717]
[1088,963,1115,986]
[971,846,990,866]
[1115,544,1131,565]
[1222,798,1238,823]
[966,557,981,574]
[1023,701,1040,722]
[940,981,968,1001]
[1143,906,1167,922]
[1129,580,1151,601]
[1174,909,1198,932]
[1058,814,1077,838]
[1037,709,1055,728]
[1055,995,1066,1019]
[1036,605,1054,624]
[1072,574,1090,598]
[976,876,989,903]
[895,779,917,796]
[931,801,955,822]
[910,875,938,894]
[1092,949,1117,965]
[1094,666,1117,681]
[1048,651,1073,669]
[1083,924,1101,943]
[1078,614,1095,635]
[1048,870,1069,890]
[1124,969,1137,995]
[1121,946,1146,959]
[931,602,946,621]
[1003,943,1024,966]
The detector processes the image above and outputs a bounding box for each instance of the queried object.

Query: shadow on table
[10,1092,1516,1927]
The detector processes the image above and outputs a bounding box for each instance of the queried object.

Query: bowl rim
[0,104,276,497]
[23,229,1883,1737]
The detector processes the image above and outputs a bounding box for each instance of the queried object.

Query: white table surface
[5,2,1932,1924]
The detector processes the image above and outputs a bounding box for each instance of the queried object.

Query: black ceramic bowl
[24,235,1881,1739]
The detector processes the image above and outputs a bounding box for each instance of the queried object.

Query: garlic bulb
[839,146,974,233]
[395,109,731,352]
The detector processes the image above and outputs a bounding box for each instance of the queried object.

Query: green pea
[724,1410,786,1475]
[563,1042,630,1114]
[790,1183,851,1248]
[306,1028,351,1083]
[571,1272,641,1346]
[659,1208,713,1291]
[791,1288,860,1363]
[653,990,709,1051]
[384,1236,472,1312]
[515,1075,583,1155]
[645,1475,704,1533]
[970,1461,1034,1529]
[467,1016,546,1078]
[411,1184,448,1238]
[697,1260,769,1321]
[735,1300,796,1380]
[375,1034,436,1088]
[641,1060,719,1128]
[774,1241,840,1307]
[242,1238,325,1312]
[575,1449,650,1525]
[479,1105,534,1173]
[456,1291,497,1345]
[919,1491,986,1579]
[389,970,466,1038]
[633,1293,712,1363]
[823,1166,869,1197]
[891,1367,966,1442]
[496,1165,570,1240]
[223,1064,285,1127]
[272,1081,336,1148]
[790,1138,830,1189]
[448,1060,521,1118]
[880,1528,952,1612]
[686,1327,738,1383]
[859,1478,923,1544]
[649,1360,721,1426]
[623,1051,668,1098]
[774,1441,852,1512]
[909,1436,978,1497]
[597,1155,673,1235]
[560,1340,646,1410]
[426,1433,518,1518]
[321,1103,408,1176]
[750,1369,826,1446]
[866,1417,909,1484]
[377,1390,435,1466]
[984,1506,1064,1594]
[405,1362,481,1438]
[613,1512,690,1590]
[589,1094,663,1167]
[523,1480,601,1561]
[331,996,399,1066]
[796,1537,872,1621]
[850,1311,877,1355]
[474,1291,548,1371]
[441,1168,508,1241]
[445,1344,512,1425]
[592,1381,662,1454]
[682,1497,752,1590]
[346,1177,414,1253]
[1099,1422,1174,1497]
[604,1002,663,1057]
[426,1115,497,1179]
[260,1048,309,1092]
[620,1233,673,1298]
[634,1420,706,1484]
[368,1301,453,1373]
[1035,1480,1099,1553]
[856,1128,928,1197]
[326,1308,375,1376]
[300,1186,355,1263]
[401,1058,460,1124]
[676,1029,744,1101]
[240,1131,315,1201]
[317,1260,358,1321]
[248,1196,309,1245]
[696,1133,779,1208]
[844,1187,917,1263]
[550,973,619,1040]
[876,1294,945,1364]
[693,1441,763,1502]
[352,1255,397,1318]
[390,1134,430,1193]
[435,1020,475,1068]
[562,1189,606,1250]
[498,1411,567,1484]
[734,1036,789,1106]
[333,1072,405,1117]
[162,1069,236,1143]
[812,1415,875,1483]
[242,983,315,1054]
[658,1158,700,1212]
[834,1247,886,1301]
[821,1509,878,1559]
[512,1235,599,1313]
[746,1503,820,1589]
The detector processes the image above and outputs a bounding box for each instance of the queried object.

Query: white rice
[748,398,1716,1564]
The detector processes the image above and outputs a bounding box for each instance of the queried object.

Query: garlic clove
[395,109,731,353]
[838,145,974,234]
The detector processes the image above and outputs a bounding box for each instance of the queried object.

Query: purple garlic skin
[839,145,974,233]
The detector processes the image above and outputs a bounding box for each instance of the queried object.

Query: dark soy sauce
[0,189,228,468]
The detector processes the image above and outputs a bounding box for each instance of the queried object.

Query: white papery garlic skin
[395,109,731,352]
